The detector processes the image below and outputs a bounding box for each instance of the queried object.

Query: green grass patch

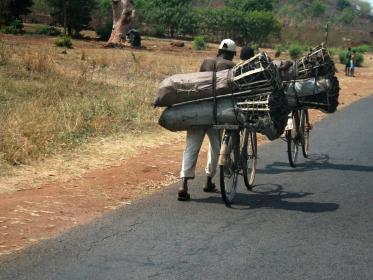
[35,25,61,36]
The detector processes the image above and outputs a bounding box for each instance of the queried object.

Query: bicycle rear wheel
[287,111,300,167]
[301,109,310,158]
[220,130,239,207]
[242,128,257,190]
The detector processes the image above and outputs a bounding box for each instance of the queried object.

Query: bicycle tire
[287,111,299,168]
[242,129,257,190]
[220,131,239,207]
[301,110,310,158]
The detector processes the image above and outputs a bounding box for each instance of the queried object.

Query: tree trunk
[106,0,137,47]
[170,26,174,38]
[63,0,67,35]
[67,25,72,37]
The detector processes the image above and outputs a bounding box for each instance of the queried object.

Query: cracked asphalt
[0,96,373,280]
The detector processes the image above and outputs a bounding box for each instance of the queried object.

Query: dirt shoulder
[1,56,372,256]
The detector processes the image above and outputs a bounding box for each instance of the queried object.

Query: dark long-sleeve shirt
[199,56,235,72]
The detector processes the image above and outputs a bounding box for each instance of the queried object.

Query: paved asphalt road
[1,97,373,280]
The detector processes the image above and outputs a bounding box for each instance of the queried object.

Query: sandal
[203,183,217,193]
[178,190,190,201]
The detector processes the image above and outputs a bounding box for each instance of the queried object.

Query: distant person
[350,50,356,77]
[239,46,255,62]
[126,29,141,48]
[345,47,352,76]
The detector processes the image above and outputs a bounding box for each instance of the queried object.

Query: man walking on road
[178,39,237,201]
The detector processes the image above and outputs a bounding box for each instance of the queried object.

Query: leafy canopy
[0,0,33,26]
[45,0,96,35]
[135,0,195,37]
[226,0,274,12]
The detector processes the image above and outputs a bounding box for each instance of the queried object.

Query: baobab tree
[106,0,137,47]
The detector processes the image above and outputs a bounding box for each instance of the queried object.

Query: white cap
[219,39,236,53]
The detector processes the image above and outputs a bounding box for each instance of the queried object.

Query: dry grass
[0,39,206,168]
[0,40,10,65]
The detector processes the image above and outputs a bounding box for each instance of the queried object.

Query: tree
[0,0,11,26]
[33,0,52,13]
[194,7,280,45]
[311,0,326,17]
[106,0,137,46]
[0,0,33,26]
[227,0,274,12]
[340,7,355,24]
[95,0,112,26]
[93,0,113,40]
[336,0,351,10]
[241,10,281,44]
[135,0,193,38]
[356,0,371,15]
[46,0,96,36]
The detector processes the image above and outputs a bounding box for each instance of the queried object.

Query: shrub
[275,44,286,57]
[0,19,23,34]
[303,44,312,52]
[355,53,364,67]
[339,50,364,67]
[193,35,207,50]
[11,19,23,30]
[339,50,348,64]
[35,25,61,36]
[311,0,326,17]
[353,44,373,53]
[252,43,259,51]
[328,47,340,58]
[146,25,165,38]
[289,43,302,60]
[337,0,351,10]
[96,21,112,41]
[340,8,355,24]
[55,35,73,48]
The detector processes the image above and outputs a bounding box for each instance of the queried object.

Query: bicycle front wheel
[242,128,257,190]
[219,131,239,207]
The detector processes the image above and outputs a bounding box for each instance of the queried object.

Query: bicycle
[218,125,257,207]
[285,108,310,167]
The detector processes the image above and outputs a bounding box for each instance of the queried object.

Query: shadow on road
[258,154,373,175]
[193,184,339,212]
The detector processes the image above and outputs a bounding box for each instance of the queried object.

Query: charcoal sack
[159,89,289,141]
[286,77,331,97]
[285,76,340,113]
[153,70,234,107]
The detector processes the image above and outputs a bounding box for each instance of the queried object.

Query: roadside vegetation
[0,0,372,169]
[0,39,201,167]
[54,35,73,48]
[193,35,207,50]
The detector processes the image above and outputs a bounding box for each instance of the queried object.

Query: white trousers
[180,128,221,179]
